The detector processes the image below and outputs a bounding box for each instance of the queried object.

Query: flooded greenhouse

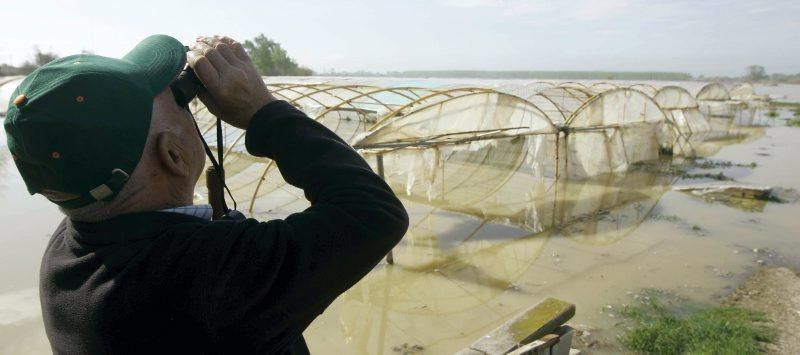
[0,77,797,354]
[178,79,772,215]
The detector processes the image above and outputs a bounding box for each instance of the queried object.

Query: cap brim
[122,34,186,94]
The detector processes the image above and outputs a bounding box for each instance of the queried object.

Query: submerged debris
[507,283,523,292]
[680,172,734,181]
[691,224,706,236]
[647,214,682,223]
[770,187,800,203]
[392,343,425,354]
[694,159,757,169]
[674,184,799,212]
[750,247,782,267]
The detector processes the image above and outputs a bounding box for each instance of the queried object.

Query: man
[3,34,408,354]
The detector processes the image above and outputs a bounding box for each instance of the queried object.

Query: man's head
[4,35,206,221]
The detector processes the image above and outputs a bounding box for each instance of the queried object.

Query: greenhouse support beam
[355,127,546,152]
[376,153,394,265]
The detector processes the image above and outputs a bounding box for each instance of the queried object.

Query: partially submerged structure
[156,79,770,218]
[0,77,769,202]
[730,83,756,101]
[695,82,734,117]
[654,85,710,156]
[559,88,670,177]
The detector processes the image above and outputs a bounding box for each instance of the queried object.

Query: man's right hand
[188,35,276,130]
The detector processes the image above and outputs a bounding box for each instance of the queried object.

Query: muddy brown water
[0,110,798,354]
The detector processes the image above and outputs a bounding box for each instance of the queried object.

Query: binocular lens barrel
[170,68,203,108]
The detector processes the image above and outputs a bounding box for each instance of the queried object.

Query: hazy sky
[2,0,798,76]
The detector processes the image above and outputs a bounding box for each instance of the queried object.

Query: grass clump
[694,159,757,169]
[681,172,733,181]
[788,118,800,127]
[620,297,773,354]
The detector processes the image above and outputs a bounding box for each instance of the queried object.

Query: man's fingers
[197,36,216,47]
[230,42,250,62]
[202,35,250,62]
[195,41,231,74]
[215,43,240,65]
[199,35,237,48]
[187,51,221,92]
[216,36,240,48]
[192,35,275,129]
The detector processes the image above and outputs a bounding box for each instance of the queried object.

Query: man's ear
[156,132,191,178]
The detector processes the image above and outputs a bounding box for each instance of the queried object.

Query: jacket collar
[67,211,207,245]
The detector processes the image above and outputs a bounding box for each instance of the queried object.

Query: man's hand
[188,35,276,129]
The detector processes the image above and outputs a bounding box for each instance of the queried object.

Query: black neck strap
[191,112,237,212]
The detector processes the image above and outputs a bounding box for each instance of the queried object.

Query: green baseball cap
[4,34,186,209]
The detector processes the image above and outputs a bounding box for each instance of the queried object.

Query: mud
[727,267,800,354]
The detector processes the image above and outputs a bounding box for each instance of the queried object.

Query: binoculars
[170,64,203,108]
[170,45,206,108]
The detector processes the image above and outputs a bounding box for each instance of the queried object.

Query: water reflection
[0,149,10,192]
[0,131,59,354]
[304,164,675,354]
[306,116,772,354]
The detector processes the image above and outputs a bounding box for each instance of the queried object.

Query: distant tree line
[0,35,315,78]
[699,65,800,84]
[327,67,800,83]
[0,47,59,76]
[243,34,313,76]
[744,65,799,84]
[392,70,694,81]
[326,70,693,81]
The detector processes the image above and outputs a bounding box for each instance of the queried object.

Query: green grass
[788,118,800,127]
[694,159,756,169]
[620,297,773,355]
[681,172,733,181]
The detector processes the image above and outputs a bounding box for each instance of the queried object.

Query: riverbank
[728,267,800,354]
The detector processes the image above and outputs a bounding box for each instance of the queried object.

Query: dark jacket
[39,101,409,354]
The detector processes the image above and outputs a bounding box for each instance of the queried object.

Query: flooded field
[301,112,800,354]
[0,81,799,354]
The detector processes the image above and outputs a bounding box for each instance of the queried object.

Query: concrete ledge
[456,297,576,355]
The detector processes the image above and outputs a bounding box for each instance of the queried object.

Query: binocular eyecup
[170,66,203,108]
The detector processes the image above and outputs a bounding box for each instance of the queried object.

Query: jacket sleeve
[184,100,408,352]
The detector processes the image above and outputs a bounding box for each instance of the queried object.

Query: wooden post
[554,130,561,179]
[206,166,226,220]
[456,298,576,355]
[377,154,394,265]
[562,131,570,179]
